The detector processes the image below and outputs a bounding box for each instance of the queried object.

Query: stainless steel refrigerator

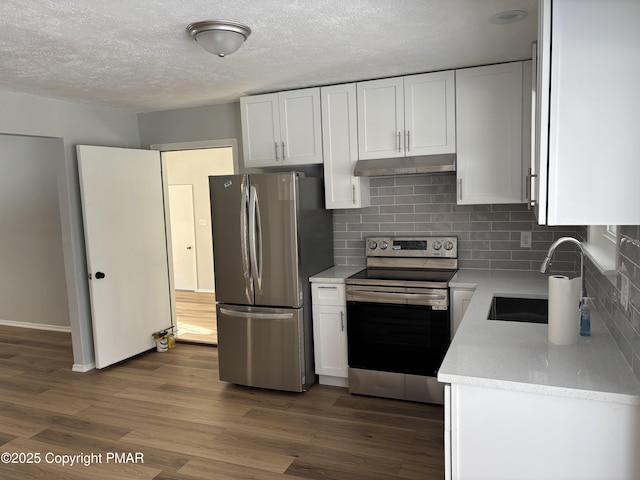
[209,172,333,392]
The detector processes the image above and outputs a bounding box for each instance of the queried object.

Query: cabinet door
[535,2,552,224]
[240,93,280,168]
[312,305,348,378]
[405,71,456,156]
[278,88,323,165]
[540,0,640,225]
[357,77,404,160]
[456,62,523,205]
[321,84,370,209]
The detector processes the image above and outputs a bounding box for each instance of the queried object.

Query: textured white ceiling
[0,0,538,113]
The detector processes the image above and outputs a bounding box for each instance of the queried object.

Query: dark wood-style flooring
[0,325,444,479]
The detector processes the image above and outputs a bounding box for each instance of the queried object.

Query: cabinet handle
[397,131,401,153]
[318,285,338,289]
[458,178,462,201]
[340,311,345,331]
[282,141,286,161]
[274,142,279,161]
[525,167,531,208]
[352,184,356,204]
[526,167,538,210]
[406,130,410,152]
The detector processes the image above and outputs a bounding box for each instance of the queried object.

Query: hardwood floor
[0,325,445,479]
[175,290,217,344]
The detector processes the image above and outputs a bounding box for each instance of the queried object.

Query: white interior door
[77,145,172,369]
[168,185,197,291]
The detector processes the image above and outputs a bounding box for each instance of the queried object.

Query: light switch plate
[520,231,532,248]
[620,274,629,311]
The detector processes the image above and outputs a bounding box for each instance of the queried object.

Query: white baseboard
[72,362,96,373]
[0,319,72,333]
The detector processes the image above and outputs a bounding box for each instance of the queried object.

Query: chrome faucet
[540,236,586,301]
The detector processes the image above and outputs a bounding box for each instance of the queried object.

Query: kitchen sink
[488,296,548,324]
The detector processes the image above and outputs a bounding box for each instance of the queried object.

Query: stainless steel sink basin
[488,296,548,324]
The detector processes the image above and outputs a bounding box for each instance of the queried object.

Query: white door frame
[152,138,238,336]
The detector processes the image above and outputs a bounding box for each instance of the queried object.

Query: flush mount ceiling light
[186,20,252,57]
[489,10,528,24]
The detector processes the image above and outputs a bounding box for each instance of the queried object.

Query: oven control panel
[366,236,457,258]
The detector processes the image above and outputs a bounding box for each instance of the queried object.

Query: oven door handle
[347,290,447,304]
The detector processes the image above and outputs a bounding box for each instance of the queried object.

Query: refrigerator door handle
[219,308,294,320]
[248,185,263,293]
[241,183,253,298]
[255,186,263,291]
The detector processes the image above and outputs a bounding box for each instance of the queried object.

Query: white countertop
[309,265,364,283]
[439,269,640,405]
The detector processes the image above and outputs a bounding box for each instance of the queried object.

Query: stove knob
[368,240,378,250]
[379,240,388,250]
[432,240,442,250]
[444,240,454,251]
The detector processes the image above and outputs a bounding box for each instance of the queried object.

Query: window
[585,225,618,282]
[604,225,618,243]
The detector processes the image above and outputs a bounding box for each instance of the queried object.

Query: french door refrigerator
[209,172,333,392]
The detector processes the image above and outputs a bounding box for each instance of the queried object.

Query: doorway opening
[162,145,235,344]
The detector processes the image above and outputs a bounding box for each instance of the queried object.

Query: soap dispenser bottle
[579,297,591,337]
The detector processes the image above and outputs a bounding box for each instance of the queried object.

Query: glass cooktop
[347,268,457,284]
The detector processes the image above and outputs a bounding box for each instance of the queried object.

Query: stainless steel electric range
[345,236,458,404]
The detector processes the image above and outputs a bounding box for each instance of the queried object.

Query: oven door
[347,301,450,377]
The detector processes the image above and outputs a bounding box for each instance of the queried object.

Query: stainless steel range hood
[353,154,456,177]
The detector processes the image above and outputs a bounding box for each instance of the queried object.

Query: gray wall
[0,91,140,370]
[138,102,243,161]
[333,174,583,273]
[0,135,68,328]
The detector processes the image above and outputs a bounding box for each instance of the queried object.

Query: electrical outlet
[520,231,532,248]
[620,274,629,311]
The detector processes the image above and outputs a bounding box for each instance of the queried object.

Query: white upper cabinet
[240,93,280,167]
[535,0,640,225]
[357,77,404,160]
[456,62,524,205]
[404,72,456,155]
[240,88,323,168]
[357,71,455,161]
[321,83,370,209]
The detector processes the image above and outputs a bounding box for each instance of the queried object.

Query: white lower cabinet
[446,383,640,479]
[311,283,348,387]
